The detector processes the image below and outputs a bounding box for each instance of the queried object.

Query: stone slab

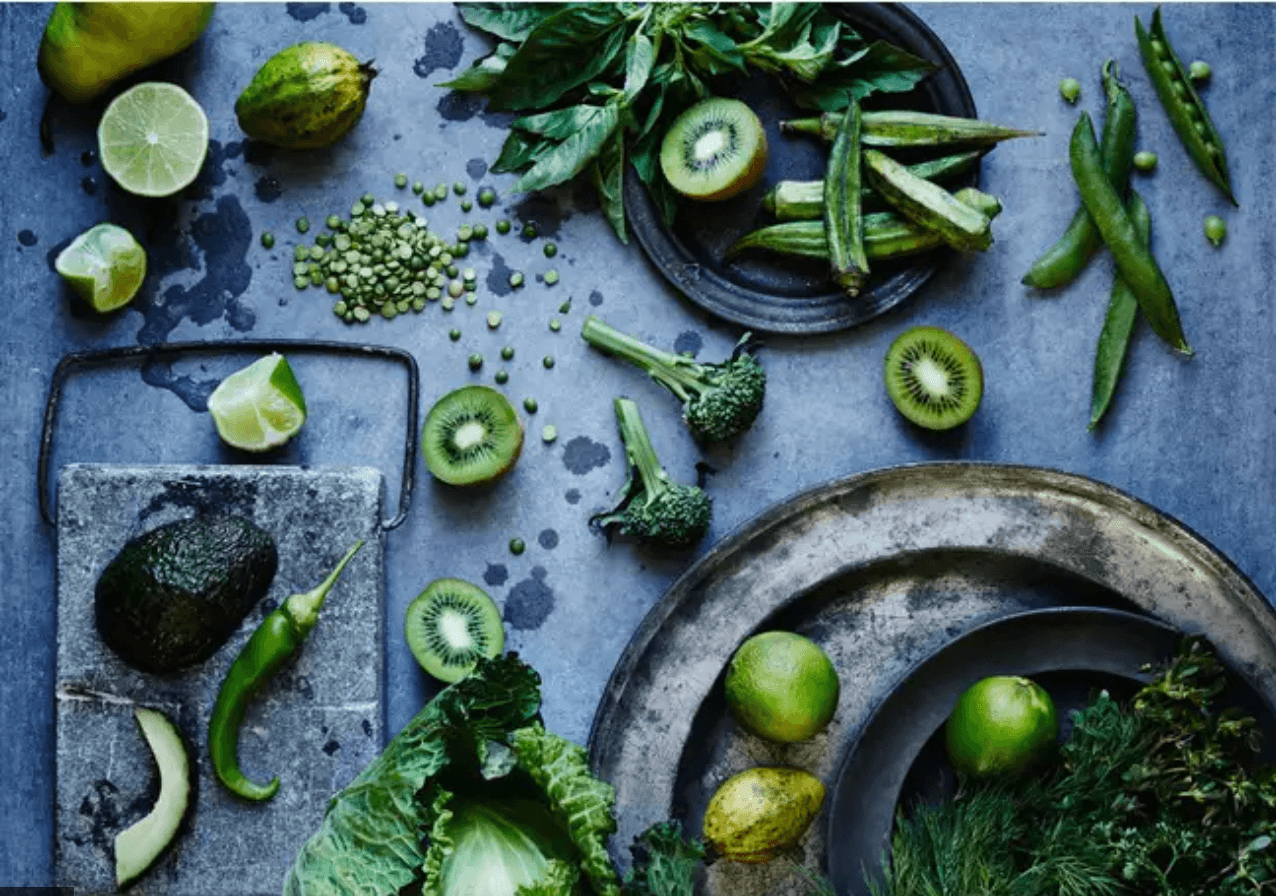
[54,464,385,896]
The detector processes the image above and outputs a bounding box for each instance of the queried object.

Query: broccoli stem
[582,315,699,403]
[613,397,668,506]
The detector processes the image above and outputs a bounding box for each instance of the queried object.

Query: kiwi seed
[421,385,524,485]
[404,578,504,682]
[883,325,983,430]
[659,97,768,202]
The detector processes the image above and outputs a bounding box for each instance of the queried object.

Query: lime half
[54,223,147,312]
[207,353,308,452]
[98,82,209,197]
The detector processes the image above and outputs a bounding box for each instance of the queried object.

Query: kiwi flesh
[660,97,768,201]
[405,578,504,683]
[421,385,523,486]
[883,325,983,430]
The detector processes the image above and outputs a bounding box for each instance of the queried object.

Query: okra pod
[1135,7,1236,205]
[1023,60,1137,289]
[781,109,1042,147]
[825,98,869,295]
[864,149,993,252]
[762,150,985,221]
[726,188,1003,263]
[1089,190,1151,430]
[1069,112,1190,355]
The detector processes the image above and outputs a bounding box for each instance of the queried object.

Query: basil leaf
[456,3,558,43]
[681,19,747,78]
[492,129,555,173]
[590,129,627,244]
[623,30,656,101]
[743,2,822,51]
[487,4,633,111]
[513,103,610,140]
[435,42,517,92]
[792,39,937,109]
[515,103,622,193]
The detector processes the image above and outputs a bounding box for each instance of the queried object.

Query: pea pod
[1089,190,1151,430]
[1023,60,1136,289]
[825,97,868,295]
[1069,111,1191,355]
[782,109,1042,147]
[208,539,364,801]
[1135,7,1236,205]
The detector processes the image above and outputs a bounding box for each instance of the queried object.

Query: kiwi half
[660,97,768,201]
[421,385,523,485]
[883,325,983,430]
[405,578,504,683]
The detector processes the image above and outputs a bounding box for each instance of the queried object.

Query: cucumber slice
[114,706,193,889]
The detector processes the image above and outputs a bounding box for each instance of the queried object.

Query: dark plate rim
[623,3,978,334]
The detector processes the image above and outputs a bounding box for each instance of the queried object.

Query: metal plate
[624,4,978,334]
[587,463,1276,896]
[55,464,385,896]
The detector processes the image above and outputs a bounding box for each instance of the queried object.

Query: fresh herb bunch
[872,637,1276,896]
[440,2,937,242]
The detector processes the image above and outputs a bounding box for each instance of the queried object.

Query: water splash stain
[286,2,329,21]
[81,176,98,196]
[483,562,509,587]
[485,253,515,297]
[674,330,703,356]
[503,566,554,631]
[437,91,485,123]
[467,158,488,180]
[338,2,366,24]
[565,488,581,505]
[17,229,37,247]
[413,22,463,79]
[588,289,604,307]
[537,528,559,550]
[513,195,564,240]
[562,436,610,475]
[255,176,283,203]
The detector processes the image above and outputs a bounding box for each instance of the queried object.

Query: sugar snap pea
[1089,190,1151,430]
[1135,7,1236,205]
[1023,60,1136,289]
[1070,112,1191,355]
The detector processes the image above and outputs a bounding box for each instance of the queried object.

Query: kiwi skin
[404,578,504,683]
[660,97,769,202]
[883,325,983,430]
[421,385,524,486]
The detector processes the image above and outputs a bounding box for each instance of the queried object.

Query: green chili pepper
[1069,111,1191,355]
[1135,8,1235,205]
[208,540,364,801]
[1089,191,1152,430]
[1023,60,1136,289]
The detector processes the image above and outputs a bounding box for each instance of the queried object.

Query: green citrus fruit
[97,81,209,197]
[724,631,840,743]
[702,766,825,864]
[945,675,1059,777]
[54,222,147,312]
[207,353,307,452]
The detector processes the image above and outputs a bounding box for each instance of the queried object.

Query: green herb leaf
[514,103,622,193]
[436,42,517,92]
[456,3,558,43]
[681,19,747,78]
[591,128,627,243]
[793,40,938,110]
[487,4,634,111]
[513,103,612,140]
[621,821,705,896]
[493,130,556,174]
[623,29,657,101]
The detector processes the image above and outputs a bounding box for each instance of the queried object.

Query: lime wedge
[54,223,147,312]
[97,82,210,197]
[207,353,308,452]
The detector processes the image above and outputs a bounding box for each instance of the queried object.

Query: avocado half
[115,706,194,889]
[94,514,278,674]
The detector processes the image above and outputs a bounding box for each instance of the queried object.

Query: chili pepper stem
[283,539,365,637]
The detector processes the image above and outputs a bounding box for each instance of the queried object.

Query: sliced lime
[54,223,147,312]
[207,353,308,452]
[97,82,209,198]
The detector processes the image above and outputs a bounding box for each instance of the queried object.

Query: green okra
[762,150,985,221]
[1069,111,1190,355]
[1135,7,1236,205]
[781,109,1042,147]
[864,149,993,251]
[1089,190,1151,430]
[824,98,869,295]
[726,188,1003,263]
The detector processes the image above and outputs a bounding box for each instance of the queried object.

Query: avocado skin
[95,515,278,674]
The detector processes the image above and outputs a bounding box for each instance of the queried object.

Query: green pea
[478,187,497,207]
[1133,150,1158,172]
[543,242,558,258]
[509,537,525,555]
[326,277,341,293]
[434,184,449,201]
[542,355,555,369]
[541,425,557,443]
[260,231,275,249]
[473,223,489,240]
[457,225,474,241]
[1058,77,1081,104]
[296,217,310,234]
[558,299,572,314]
[326,214,343,230]
[522,223,537,239]
[1189,60,1212,82]
[333,300,348,316]
[465,292,478,306]
[543,269,559,286]
[395,173,408,189]
[501,346,515,361]
[449,328,462,341]
[509,271,525,289]
[496,219,511,235]
[549,318,562,332]
[487,311,503,329]
[453,181,467,195]
[460,200,473,212]
[422,192,437,207]
[468,353,483,371]
[412,181,424,195]
[294,275,309,290]
[1203,214,1226,247]
[523,397,538,413]
[361,192,376,206]
[495,369,509,384]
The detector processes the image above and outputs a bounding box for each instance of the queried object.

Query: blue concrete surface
[3,2,1275,888]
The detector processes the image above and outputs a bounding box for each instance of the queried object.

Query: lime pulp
[54,223,147,312]
[207,353,307,452]
[97,82,210,198]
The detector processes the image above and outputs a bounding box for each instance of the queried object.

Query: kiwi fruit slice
[405,578,504,682]
[660,97,768,201]
[883,325,983,430]
[421,384,523,485]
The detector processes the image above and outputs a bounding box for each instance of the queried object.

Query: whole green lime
[724,631,840,743]
[944,675,1059,777]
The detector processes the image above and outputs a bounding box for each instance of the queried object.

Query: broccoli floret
[591,397,712,549]
[581,315,765,443]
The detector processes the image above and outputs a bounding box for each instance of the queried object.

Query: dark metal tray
[587,463,1276,896]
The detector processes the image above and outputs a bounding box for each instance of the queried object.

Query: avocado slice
[115,706,193,889]
[95,515,278,674]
